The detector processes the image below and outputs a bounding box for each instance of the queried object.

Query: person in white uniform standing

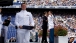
[0,8,3,37]
[15,3,34,43]
[48,11,54,43]
[0,9,3,43]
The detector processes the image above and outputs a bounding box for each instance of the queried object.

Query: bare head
[69,37,74,43]
[44,11,48,17]
[7,16,11,20]
[48,11,53,16]
[21,3,27,10]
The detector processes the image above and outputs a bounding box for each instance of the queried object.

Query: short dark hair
[44,11,47,14]
[21,3,26,6]
[70,37,74,39]
[7,16,11,19]
[47,10,53,14]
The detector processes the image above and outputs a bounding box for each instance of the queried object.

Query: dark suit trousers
[42,28,47,42]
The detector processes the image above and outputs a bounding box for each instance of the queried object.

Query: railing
[0,6,76,8]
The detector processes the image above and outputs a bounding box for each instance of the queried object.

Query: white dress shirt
[15,10,34,28]
[48,15,54,30]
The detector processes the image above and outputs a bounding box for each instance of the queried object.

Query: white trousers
[0,25,2,35]
[4,26,8,43]
[17,29,31,43]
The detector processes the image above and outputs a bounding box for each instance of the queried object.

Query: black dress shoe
[44,42,48,43]
[30,39,33,42]
[41,41,45,43]
[41,41,43,43]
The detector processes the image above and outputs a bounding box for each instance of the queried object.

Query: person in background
[30,29,36,42]
[68,37,74,43]
[41,11,48,43]
[15,3,34,43]
[3,16,14,43]
[48,11,54,43]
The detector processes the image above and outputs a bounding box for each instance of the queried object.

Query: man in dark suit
[41,11,48,43]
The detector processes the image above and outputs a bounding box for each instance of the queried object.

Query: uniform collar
[21,10,27,12]
[49,15,53,17]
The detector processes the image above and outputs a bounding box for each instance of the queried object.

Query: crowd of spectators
[54,14,76,32]
[31,13,76,32]
[29,12,76,42]
[5,11,76,42]
[3,0,76,8]
[13,0,76,6]
[30,13,76,40]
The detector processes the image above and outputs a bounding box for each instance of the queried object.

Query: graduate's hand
[0,35,1,37]
[19,26,22,29]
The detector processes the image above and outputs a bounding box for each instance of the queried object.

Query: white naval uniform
[0,14,3,36]
[48,15,54,30]
[15,10,34,43]
[48,15,54,43]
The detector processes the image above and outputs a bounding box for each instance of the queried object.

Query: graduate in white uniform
[48,11,54,43]
[0,8,3,37]
[0,8,3,43]
[15,3,34,43]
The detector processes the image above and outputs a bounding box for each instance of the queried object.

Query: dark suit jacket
[42,16,48,29]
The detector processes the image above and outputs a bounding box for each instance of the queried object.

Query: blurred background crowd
[13,0,76,6]
[1,9,76,42]
[54,14,76,32]
[32,12,76,32]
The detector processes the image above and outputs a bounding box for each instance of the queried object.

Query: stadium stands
[0,0,76,8]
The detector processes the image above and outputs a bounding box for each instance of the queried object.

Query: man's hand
[47,30,50,32]
[19,26,22,29]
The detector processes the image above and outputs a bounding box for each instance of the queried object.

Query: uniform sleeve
[48,15,54,30]
[48,16,51,30]
[0,15,3,24]
[29,13,34,26]
[15,13,19,27]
